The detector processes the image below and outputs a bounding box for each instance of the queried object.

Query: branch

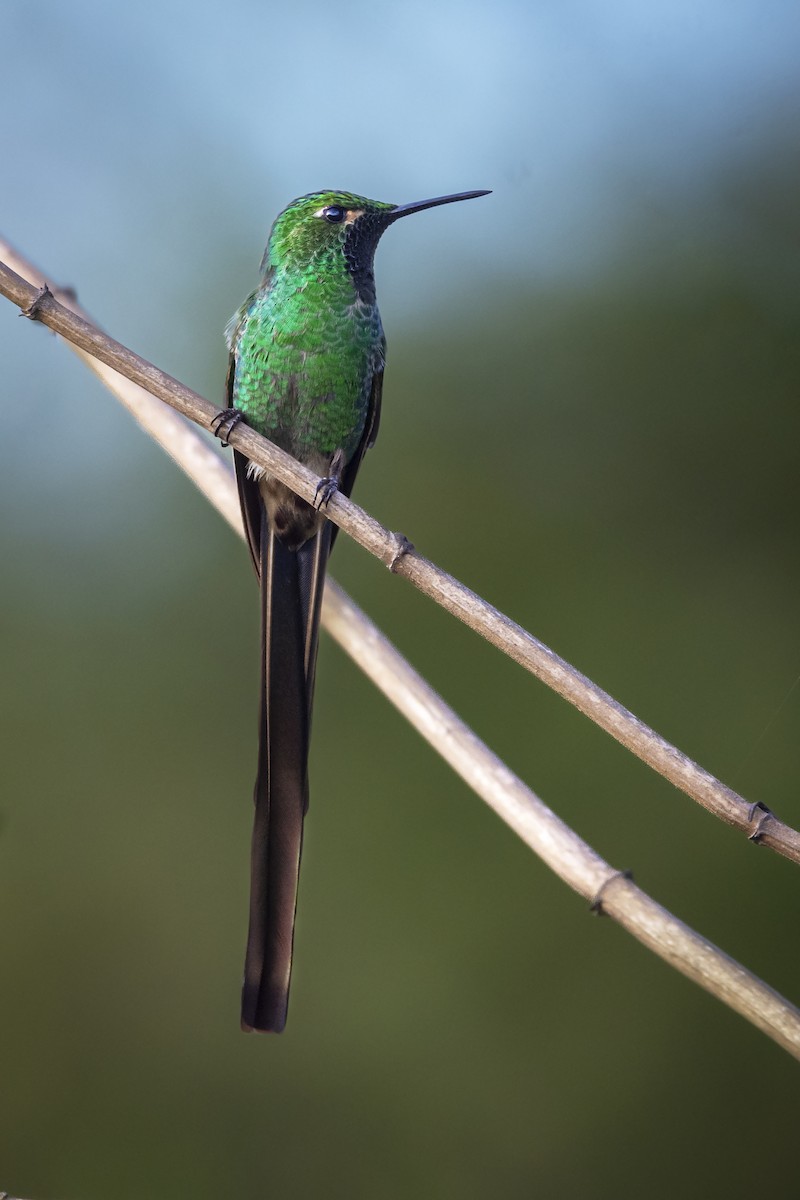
[3,243,800,1060]
[2,257,797,866]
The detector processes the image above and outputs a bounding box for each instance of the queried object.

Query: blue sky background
[4,0,799,293]
[3,0,798,525]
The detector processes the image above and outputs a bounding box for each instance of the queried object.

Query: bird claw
[314,476,339,510]
[211,408,244,447]
[314,449,345,510]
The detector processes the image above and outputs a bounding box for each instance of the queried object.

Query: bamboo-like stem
[2,242,799,1060]
[324,582,800,1060]
[1,253,797,864]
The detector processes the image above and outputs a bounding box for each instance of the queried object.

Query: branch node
[20,281,52,321]
[590,868,634,916]
[385,531,414,573]
[747,800,774,844]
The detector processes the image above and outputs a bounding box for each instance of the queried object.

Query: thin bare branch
[1,252,798,872]
[3,241,799,1060]
[324,581,800,1060]
[0,246,242,534]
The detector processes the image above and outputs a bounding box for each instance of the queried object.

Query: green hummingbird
[214,187,490,1032]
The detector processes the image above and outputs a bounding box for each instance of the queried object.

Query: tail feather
[297,522,332,732]
[240,510,330,1032]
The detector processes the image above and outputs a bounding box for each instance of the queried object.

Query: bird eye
[322,206,346,224]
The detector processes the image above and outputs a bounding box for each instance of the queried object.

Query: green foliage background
[2,3,799,1197]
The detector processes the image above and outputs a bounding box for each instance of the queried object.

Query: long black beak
[387,190,491,222]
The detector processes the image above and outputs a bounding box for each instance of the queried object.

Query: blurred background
[2,1,800,1196]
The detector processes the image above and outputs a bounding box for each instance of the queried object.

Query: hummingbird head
[263,189,490,302]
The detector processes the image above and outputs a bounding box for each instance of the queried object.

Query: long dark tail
[241,508,331,1032]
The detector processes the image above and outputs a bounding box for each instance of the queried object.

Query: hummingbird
[215,187,490,1032]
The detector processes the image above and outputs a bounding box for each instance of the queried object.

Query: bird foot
[314,476,339,509]
[211,408,245,447]
[314,449,345,510]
